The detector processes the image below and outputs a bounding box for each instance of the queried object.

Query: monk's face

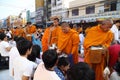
[53,20,59,26]
[101,23,112,32]
[27,24,32,27]
[61,26,70,33]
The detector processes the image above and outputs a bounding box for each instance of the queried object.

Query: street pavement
[0,69,13,80]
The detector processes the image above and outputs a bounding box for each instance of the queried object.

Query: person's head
[61,22,70,33]
[57,57,70,72]
[26,22,32,26]
[0,32,7,41]
[53,18,59,27]
[27,45,41,62]
[67,62,95,80]
[114,62,120,76]
[115,20,120,27]
[73,24,77,28]
[42,49,58,70]
[111,40,120,45]
[17,39,32,56]
[14,36,26,43]
[100,19,113,32]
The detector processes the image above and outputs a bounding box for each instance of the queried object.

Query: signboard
[35,7,44,23]
[35,0,44,10]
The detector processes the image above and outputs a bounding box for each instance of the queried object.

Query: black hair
[54,18,59,22]
[67,62,95,80]
[114,62,120,76]
[27,45,41,62]
[27,22,32,25]
[17,39,32,56]
[0,32,7,40]
[14,36,26,43]
[42,49,58,70]
[57,57,70,67]
[115,20,120,24]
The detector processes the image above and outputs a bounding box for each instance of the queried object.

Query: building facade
[63,0,120,23]
[35,0,44,23]
[51,0,73,21]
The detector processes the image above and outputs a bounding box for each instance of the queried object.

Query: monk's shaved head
[101,19,113,25]
[61,22,70,27]
[61,22,70,33]
[100,19,113,32]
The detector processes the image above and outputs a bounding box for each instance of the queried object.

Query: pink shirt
[34,62,61,80]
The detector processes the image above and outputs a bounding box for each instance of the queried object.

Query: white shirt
[34,62,61,80]
[9,47,20,77]
[111,24,119,41]
[79,33,84,45]
[13,56,37,80]
[35,58,42,65]
[6,32,12,38]
[0,41,10,56]
[9,40,16,47]
[110,71,120,80]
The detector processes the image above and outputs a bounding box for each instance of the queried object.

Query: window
[104,3,110,12]
[72,9,79,16]
[104,1,117,12]
[53,0,56,7]
[86,5,95,14]
[110,1,117,11]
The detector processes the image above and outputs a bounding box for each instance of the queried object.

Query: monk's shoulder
[70,29,79,38]
[56,26,61,30]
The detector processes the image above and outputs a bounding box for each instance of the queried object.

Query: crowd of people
[0,17,120,80]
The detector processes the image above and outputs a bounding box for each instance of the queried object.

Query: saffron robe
[57,29,79,64]
[41,26,61,52]
[83,25,113,80]
[26,25,36,41]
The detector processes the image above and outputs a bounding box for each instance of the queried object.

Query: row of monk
[0,18,120,80]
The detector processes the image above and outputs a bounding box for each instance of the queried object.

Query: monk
[72,24,78,32]
[18,25,26,38]
[25,22,36,41]
[57,22,79,64]
[13,27,19,36]
[42,18,61,52]
[83,19,113,80]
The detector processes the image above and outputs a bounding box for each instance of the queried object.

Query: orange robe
[14,28,19,36]
[83,25,113,80]
[57,29,79,64]
[42,26,61,52]
[72,27,77,31]
[18,28,26,38]
[26,25,36,41]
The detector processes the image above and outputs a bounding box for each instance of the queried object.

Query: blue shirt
[32,34,42,52]
[54,67,65,80]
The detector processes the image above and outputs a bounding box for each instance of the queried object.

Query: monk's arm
[104,33,113,47]
[41,29,49,52]
[71,33,80,54]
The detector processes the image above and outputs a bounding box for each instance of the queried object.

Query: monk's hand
[103,67,110,80]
